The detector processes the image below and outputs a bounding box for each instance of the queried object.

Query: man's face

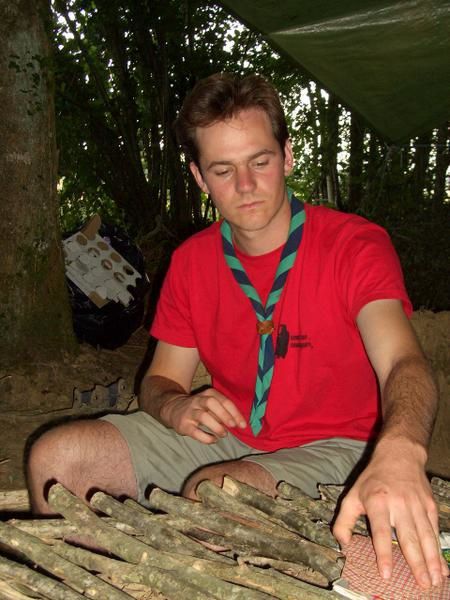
[189,108,293,244]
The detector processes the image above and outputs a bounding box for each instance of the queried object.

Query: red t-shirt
[150,203,412,451]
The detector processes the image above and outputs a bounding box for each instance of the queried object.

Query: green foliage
[389,204,450,312]
[363,166,450,311]
[58,178,127,234]
[53,0,284,235]
[51,0,449,310]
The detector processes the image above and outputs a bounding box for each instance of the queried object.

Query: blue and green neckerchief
[220,190,305,435]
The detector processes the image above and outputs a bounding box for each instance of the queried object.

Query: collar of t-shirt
[234,242,284,307]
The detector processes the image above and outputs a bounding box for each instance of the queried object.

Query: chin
[236,218,272,233]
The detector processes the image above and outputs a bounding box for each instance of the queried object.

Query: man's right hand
[160,388,247,444]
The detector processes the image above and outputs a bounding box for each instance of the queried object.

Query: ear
[189,162,209,194]
[283,140,294,176]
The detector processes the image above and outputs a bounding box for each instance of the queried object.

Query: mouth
[239,200,263,210]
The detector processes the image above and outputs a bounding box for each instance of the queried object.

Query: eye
[214,168,231,177]
[252,158,269,169]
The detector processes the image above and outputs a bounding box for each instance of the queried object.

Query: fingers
[194,408,228,439]
[197,390,246,429]
[333,492,364,550]
[188,425,219,445]
[392,503,447,588]
[365,491,446,589]
[334,476,447,591]
[172,388,247,442]
[366,502,394,580]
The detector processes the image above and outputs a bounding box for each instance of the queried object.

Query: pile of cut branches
[0,476,448,600]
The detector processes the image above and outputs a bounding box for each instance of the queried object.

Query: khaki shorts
[102,411,367,505]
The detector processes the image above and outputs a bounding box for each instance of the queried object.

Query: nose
[235,166,256,193]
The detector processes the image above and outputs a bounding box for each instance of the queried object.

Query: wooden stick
[0,554,86,600]
[0,578,36,600]
[90,490,231,563]
[51,542,220,600]
[166,566,275,600]
[0,521,131,600]
[49,485,271,598]
[8,516,139,540]
[198,480,286,526]
[7,517,80,539]
[431,476,450,496]
[277,482,335,522]
[115,564,224,600]
[317,484,343,504]
[222,477,339,549]
[149,487,342,581]
[138,567,221,600]
[238,555,329,587]
[197,480,298,539]
[123,498,148,513]
[431,478,450,530]
[0,490,30,513]
[163,521,259,554]
[47,483,160,565]
[49,487,220,576]
[252,566,336,599]
[51,540,133,574]
[125,511,236,551]
[172,554,333,599]
[277,482,368,536]
[53,540,277,600]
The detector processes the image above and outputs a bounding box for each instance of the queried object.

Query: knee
[27,421,90,480]
[27,426,65,478]
[182,464,225,500]
[182,459,277,500]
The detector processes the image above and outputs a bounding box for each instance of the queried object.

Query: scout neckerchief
[220,190,306,435]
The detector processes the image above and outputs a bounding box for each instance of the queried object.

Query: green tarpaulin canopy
[220,0,450,143]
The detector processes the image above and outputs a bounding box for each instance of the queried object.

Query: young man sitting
[27,73,447,590]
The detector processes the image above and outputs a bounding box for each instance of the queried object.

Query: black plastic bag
[65,222,149,350]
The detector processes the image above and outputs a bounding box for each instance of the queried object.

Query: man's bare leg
[182,460,277,499]
[27,420,137,515]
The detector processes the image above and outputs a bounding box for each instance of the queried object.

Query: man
[27,73,447,590]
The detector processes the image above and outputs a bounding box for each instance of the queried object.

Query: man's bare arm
[139,341,200,419]
[333,299,448,589]
[140,341,246,444]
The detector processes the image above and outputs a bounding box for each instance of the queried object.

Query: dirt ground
[0,310,449,493]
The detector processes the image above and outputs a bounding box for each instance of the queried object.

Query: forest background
[0,0,449,366]
[54,0,450,304]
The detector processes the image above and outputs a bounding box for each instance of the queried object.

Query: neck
[231,193,291,256]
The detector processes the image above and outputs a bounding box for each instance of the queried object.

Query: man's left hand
[333,438,449,589]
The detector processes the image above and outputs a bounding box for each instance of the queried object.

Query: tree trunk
[365,132,381,207]
[412,132,432,204]
[347,113,365,213]
[0,0,76,366]
[383,145,404,212]
[323,94,342,208]
[433,122,450,208]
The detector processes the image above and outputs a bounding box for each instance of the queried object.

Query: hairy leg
[27,420,137,515]
[182,459,277,500]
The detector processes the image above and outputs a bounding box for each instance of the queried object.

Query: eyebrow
[205,149,276,171]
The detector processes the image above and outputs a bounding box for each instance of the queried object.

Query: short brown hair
[175,73,289,167]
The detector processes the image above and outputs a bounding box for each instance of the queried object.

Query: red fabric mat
[342,535,450,599]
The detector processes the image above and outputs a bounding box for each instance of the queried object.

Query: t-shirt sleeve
[150,247,197,347]
[336,222,413,321]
